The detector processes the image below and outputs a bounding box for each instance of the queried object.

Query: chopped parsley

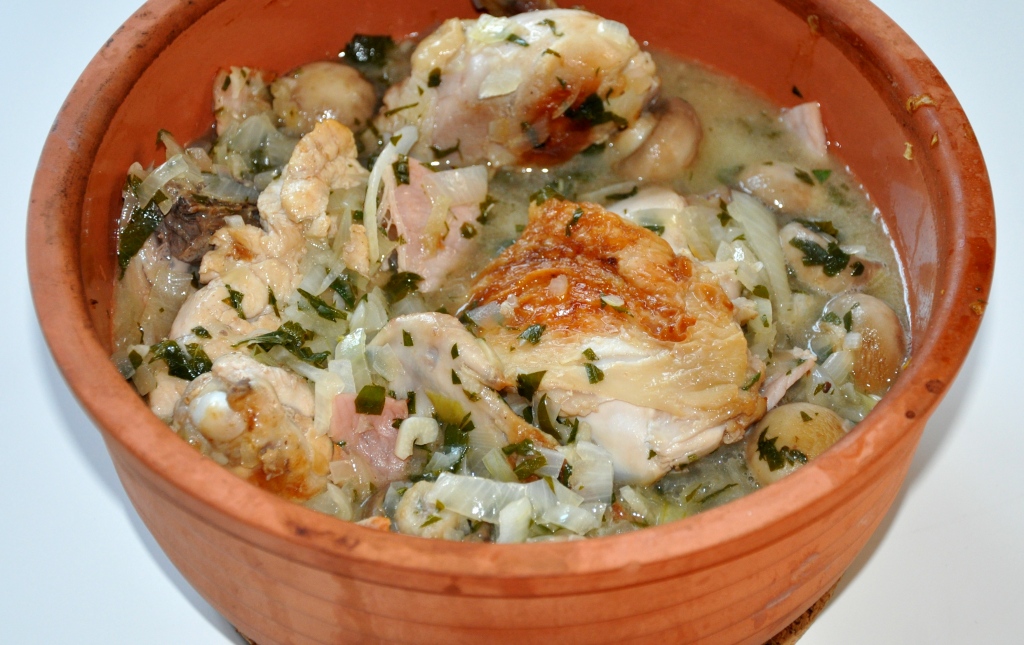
[460,222,478,239]
[564,93,628,130]
[756,428,808,471]
[518,324,545,345]
[582,348,599,361]
[584,363,605,384]
[233,321,330,368]
[812,169,832,183]
[355,384,386,415]
[297,288,345,322]
[450,343,459,359]
[149,340,212,381]
[329,275,357,310]
[606,185,638,201]
[222,285,246,319]
[502,440,547,480]
[403,330,414,347]
[788,237,851,277]
[427,67,442,87]
[382,272,423,302]
[392,154,410,185]
[516,370,547,400]
[794,168,815,185]
[191,326,211,339]
[505,33,529,47]
[752,285,771,299]
[565,207,584,236]
[429,140,461,159]
[740,372,761,391]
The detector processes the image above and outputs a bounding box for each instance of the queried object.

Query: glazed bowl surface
[27,0,994,643]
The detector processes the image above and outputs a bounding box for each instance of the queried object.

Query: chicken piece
[388,159,486,291]
[762,347,817,409]
[171,352,329,501]
[212,67,274,136]
[172,120,367,363]
[331,394,410,485]
[374,9,658,168]
[271,61,377,138]
[370,312,557,448]
[467,199,766,485]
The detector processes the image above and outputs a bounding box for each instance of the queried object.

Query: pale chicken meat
[369,312,558,449]
[467,199,766,485]
[170,119,366,360]
[171,352,331,501]
[374,9,658,167]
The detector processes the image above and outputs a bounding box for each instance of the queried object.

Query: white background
[2,1,1021,643]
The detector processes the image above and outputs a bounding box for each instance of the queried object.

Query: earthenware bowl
[27,0,994,642]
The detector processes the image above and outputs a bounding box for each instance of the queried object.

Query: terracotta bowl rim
[27,0,994,583]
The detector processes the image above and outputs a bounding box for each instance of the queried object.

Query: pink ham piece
[331,394,409,484]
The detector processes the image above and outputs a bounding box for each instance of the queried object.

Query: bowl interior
[37,0,993,582]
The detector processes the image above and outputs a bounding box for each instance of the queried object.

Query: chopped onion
[335,329,371,391]
[137,154,196,208]
[429,165,489,205]
[313,372,346,436]
[368,343,405,383]
[727,192,794,333]
[364,125,418,265]
[482,447,519,483]
[394,417,440,459]
[617,485,652,523]
[496,497,533,544]
[534,446,566,479]
[428,473,523,523]
[566,441,615,504]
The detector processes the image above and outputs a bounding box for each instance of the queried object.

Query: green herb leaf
[812,169,832,183]
[531,183,565,206]
[800,411,813,422]
[502,440,547,480]
[582,348,599,361]
[460,222,478,239]
[642,224,665,235]
[478,195,498,224]
[542,48,562,58]
[788,237,851,277]
[298,288,345,322]
[382,272,423,302]
[565,93,628,130]
[191,326,211,339]
[328,275,357,310]
[355,384,386,415]
[403,330,414,347]
[392,154,410,185]
[565,207,584,236]
[222,285,246,319]
[149,340,212,381]
[843,309,854,332]
[697,482,738,504]
[516,371,547,400]
[850,261,865,277]
[451,369,462,385]
[647,449,657,459]
[128,350,143,370]
[536,394,561,441]
[383,102,419,117]
[518,324,545,345]
[429,140,461,159]
[117,197,164,277]
[794,168,815,185]
[427,67,442,87]
[822,311,843,326]
[756,428,808,471]
[752,285,771,299]
[406,391,417,414]
[740,372,761,391]
[557,459,573,486]
[420,515,442,528]
[581,142,605,156]
[584,363,604,384]
[450,343,459,359]
[539,18,563,36]
[505,33,529,47]
[795,218,840,237]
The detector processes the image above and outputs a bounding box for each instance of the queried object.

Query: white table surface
[3,1,1020,643]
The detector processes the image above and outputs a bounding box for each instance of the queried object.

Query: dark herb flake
[222,285,246,319]
[403,330,414,347]
[740,372,761,391]
[756,428,808,471]
[565,207,584,236]
[427,67,442,87]
[584,363,604,384]
[382,272,423,302]
[564,93,628,130]
[752,285,771,299]
[329,275,357,310]
[460,222,478,239]
[505,33,529,47]
[606,185,638,201]
[794,168,815,186]
[343,34,394,65]
[355,385,386,415]
[392,155,410,185]
[191,326,211,339]
[516,371,547,400]
[149,340,212,381]
[430,140,461,159]
[812,169,832,183]
[298,288,345,322]
[518,324,545,345]
[582,348,599,361]
[788,237,851,277]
